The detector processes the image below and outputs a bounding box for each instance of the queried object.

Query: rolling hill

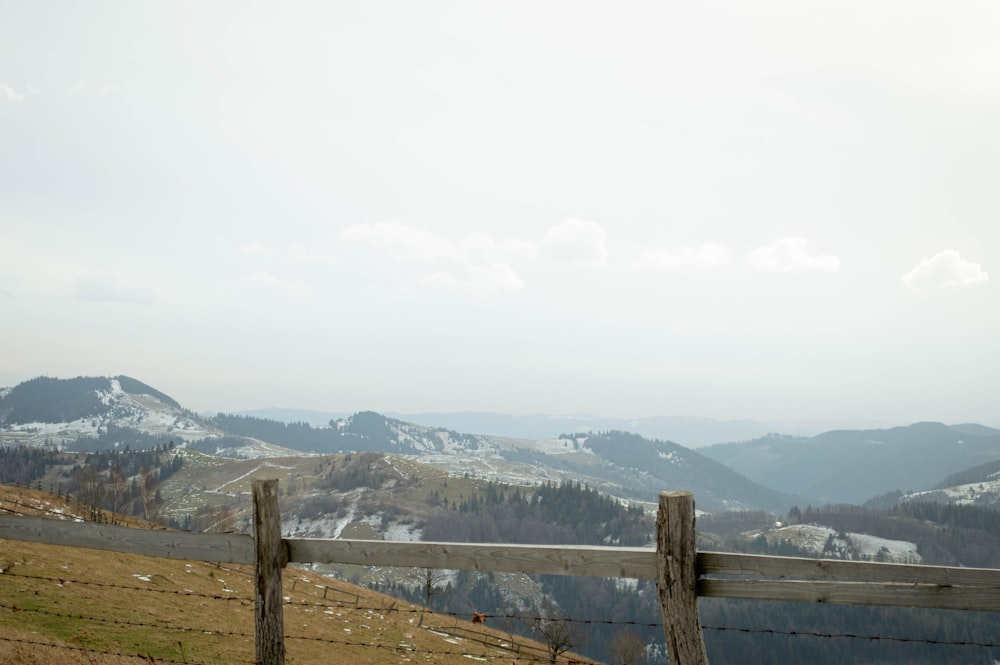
[1,376,800,513]
[701,422,1000,505]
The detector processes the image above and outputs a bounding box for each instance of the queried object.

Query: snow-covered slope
[904,477,1000,507]
[0,375,215,446]
[754,523,921,563]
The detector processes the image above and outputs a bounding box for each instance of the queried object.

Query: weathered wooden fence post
[656,491,709,665]
[253,479,286,665]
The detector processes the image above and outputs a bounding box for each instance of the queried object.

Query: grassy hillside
[0,485,591,665]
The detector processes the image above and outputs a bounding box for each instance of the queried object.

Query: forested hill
[0,375,180,424]
[701,422,1000,504]
[421,479,650,546]
[199,415,803,512]
[209,411,435,453]
[502,430,806,513]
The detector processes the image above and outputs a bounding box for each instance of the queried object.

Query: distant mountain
[207,412,800,512]
[1,376,793,512]
[387,411,776,447]
[386,412,902,447]
[701,422,1000,505]
[894,458,1000,508]
[949,423,1000,438]
[0,375,213,446]
[498,431,804,513]
[224,409,904,448]
[12,375,998,512]
[230,407,351,426]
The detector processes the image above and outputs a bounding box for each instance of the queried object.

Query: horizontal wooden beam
[5,513,1000,614]
[698,579,1000,611]
[698,551,1000,587]
[0,515,254,564]
[286,538,659,579]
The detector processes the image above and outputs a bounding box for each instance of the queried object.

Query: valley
[4,375,1000,663]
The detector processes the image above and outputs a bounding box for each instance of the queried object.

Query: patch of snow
[846,533,921,563]
[426,629,451,637]
[905,477,1000,506]
[383,521,422,541]
[518,437,589,455]
[658,451,682,464]
[132,574,152,582]
[767,524,837,553]
[762,524,921,563]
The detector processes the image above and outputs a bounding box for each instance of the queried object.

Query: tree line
[421,480,650,547]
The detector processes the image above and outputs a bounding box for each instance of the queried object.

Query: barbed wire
[0,602,253,638]
[0,635,208,664]
[6,590,999,658]
[281,598,664,629]
[0,570,253,604]
[283,598,1000,651]
[4,502,999,657]
[283,632,597,664]
[702,624,1000,649]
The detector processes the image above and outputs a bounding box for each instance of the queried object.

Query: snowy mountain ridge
[0,375,215,446]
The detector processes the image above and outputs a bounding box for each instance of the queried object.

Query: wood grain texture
[656,491,709,665]
[699,551,1000,587]
[286,538,657,579]
[0,514,254,563]
[253,479,286,665]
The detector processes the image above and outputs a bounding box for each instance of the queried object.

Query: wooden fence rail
[4,485,1000,665]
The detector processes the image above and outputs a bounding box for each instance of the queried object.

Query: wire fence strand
[0,634,208,665]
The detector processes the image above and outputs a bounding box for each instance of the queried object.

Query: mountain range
[3,375,1000,510]
[6,375,1000,665]
[233,407,895,448]
[701,422,1000,505]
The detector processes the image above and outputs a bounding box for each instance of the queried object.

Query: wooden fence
[3,483,1000,665]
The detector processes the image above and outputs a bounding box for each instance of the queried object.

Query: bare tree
[76,466,106,522]
[109,461,125,524]
[532,603,581,663]
[610,629,647,665]
[141,466,160,523]
[191,504,236,533]
[411,567,450,627]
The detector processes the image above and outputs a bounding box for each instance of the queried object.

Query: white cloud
[902,250,989,293]
[339,221,452,265]
[239,242,274,257]
[747,238,840,273]
[248,271,310,296]
[538,218,608,267]
[425,262,523,297]
[286,244,337,264]
[339,221,525,296]
[635,243,730,272]
[68,274,153,305]
[0,84,25,103]
[240,242,337,264]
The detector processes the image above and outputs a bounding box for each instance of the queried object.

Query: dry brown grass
[1,486,595,665]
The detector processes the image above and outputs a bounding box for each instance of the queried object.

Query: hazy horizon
[2,2,997,425]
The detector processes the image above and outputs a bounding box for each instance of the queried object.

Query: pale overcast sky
[1,1,997,425]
